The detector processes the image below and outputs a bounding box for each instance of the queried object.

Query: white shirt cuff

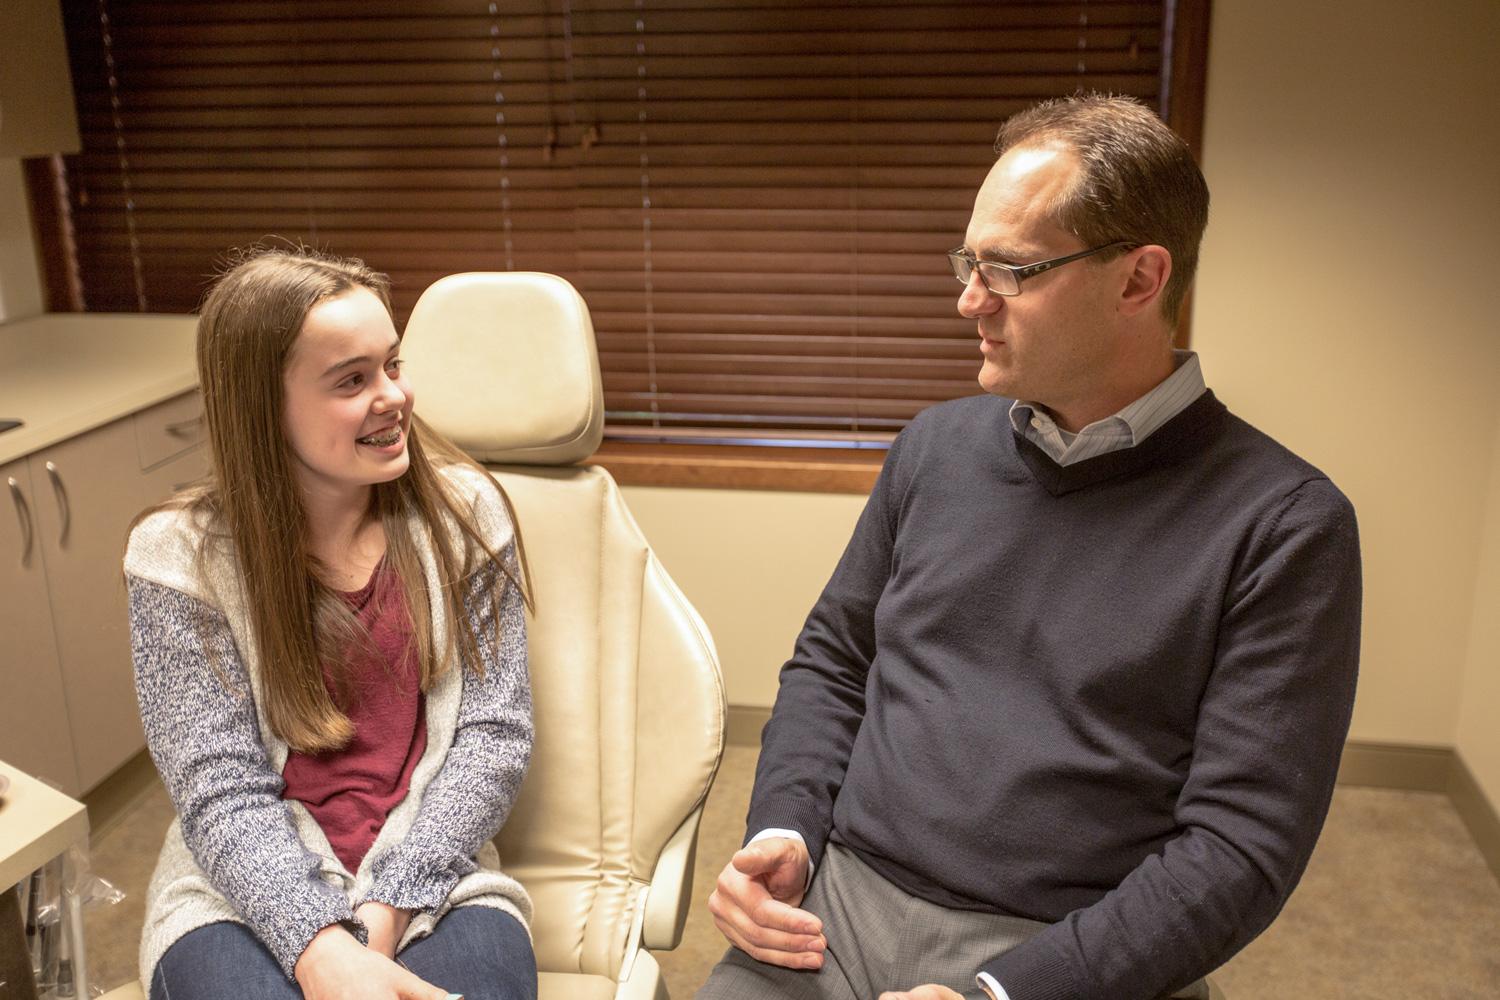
[747,828,815,891]
[976,971,1011,1000]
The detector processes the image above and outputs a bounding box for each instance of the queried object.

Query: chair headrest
[401,272,604,465]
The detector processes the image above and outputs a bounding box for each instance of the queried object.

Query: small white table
[0,760,90,1000]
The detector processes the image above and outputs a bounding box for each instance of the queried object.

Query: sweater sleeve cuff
[270,893,362,980]
[980,938,1078,1000]
[743,801,832,870]
[363,847,474,915]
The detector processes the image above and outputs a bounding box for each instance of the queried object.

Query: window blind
[50,0,1177,446]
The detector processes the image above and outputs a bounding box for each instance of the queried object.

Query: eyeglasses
[946,241,1135,296]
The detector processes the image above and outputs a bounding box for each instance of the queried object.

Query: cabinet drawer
[133,391,205,471]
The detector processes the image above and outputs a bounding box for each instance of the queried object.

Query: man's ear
[1117,245,1172,317]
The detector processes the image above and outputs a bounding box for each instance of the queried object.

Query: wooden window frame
[24,0,1211,496]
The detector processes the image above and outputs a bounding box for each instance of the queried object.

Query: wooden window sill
[588,441,884,494]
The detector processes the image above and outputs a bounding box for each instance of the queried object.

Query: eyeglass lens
[948,254,1018,296]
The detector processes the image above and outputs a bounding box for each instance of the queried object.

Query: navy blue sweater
[746,390,1361,1000]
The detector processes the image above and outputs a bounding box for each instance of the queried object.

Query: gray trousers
[695,843,1213,1000]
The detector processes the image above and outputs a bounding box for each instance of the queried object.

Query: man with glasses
[698,95,1361,1000]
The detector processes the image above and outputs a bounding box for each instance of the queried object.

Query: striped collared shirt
[1008,350,1205,466]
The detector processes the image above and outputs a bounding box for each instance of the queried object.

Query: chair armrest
[640,805,704,951]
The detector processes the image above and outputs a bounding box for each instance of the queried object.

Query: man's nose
[957,271,1001,319]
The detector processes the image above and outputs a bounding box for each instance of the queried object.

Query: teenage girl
[124,248,537,1000]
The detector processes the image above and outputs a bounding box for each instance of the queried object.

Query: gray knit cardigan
[122,464,533,989]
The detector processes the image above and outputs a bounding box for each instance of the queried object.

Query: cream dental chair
[101,272,726,1000]
[406,271,726,999]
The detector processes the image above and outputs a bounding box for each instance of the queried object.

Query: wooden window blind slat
[115,52,1159,90]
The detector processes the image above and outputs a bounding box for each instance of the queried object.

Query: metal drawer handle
[165,414,205,437]
[45,461,70,546]
[8,476,33,566]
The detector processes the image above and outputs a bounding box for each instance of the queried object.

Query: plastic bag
[17,844,126,999]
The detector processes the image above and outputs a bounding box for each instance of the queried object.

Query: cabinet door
[0,458,80,794]
[30,418,208,791]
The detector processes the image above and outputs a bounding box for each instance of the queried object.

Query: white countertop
[0,759,89,890]
[0,313,199,466]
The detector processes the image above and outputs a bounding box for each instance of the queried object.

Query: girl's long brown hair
[148,245,530,754]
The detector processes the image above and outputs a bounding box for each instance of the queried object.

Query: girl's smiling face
[280,286,414,505]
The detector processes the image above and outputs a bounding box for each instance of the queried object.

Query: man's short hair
[996,94,1210,324]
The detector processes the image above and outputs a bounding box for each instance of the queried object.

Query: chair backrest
[403,273,725,981]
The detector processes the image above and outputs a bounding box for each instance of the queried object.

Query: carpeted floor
[79,745,1500,998]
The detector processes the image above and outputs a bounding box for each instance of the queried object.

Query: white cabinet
[0,457,77,793]
[0,391,207,795]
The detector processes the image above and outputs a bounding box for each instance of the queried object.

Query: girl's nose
[373,373,406,412]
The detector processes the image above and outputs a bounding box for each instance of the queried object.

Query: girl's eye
[386,358,404,374]
[339,372,365,390]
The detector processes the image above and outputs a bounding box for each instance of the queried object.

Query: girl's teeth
[360,428,399,446]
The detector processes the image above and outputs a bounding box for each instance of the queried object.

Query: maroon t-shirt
[281,560,428,873]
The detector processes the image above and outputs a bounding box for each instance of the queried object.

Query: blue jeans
[149,907,537,1000]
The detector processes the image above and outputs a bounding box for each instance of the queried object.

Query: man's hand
[294,923,453,1000]
[707,836,826,970]
[877,986,966,1000]
[355,901,413,959]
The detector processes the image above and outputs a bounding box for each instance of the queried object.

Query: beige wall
[1458,409,1500,806]
[0,158,44,322]
[621,485,865,708]
[1193,0,1500,746]
[3,3,1496,778]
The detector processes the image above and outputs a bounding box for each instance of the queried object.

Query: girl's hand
[355,901,413,959]
[294,924,451,1000]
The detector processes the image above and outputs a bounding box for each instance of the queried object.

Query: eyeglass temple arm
[1013,242,1130,280]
